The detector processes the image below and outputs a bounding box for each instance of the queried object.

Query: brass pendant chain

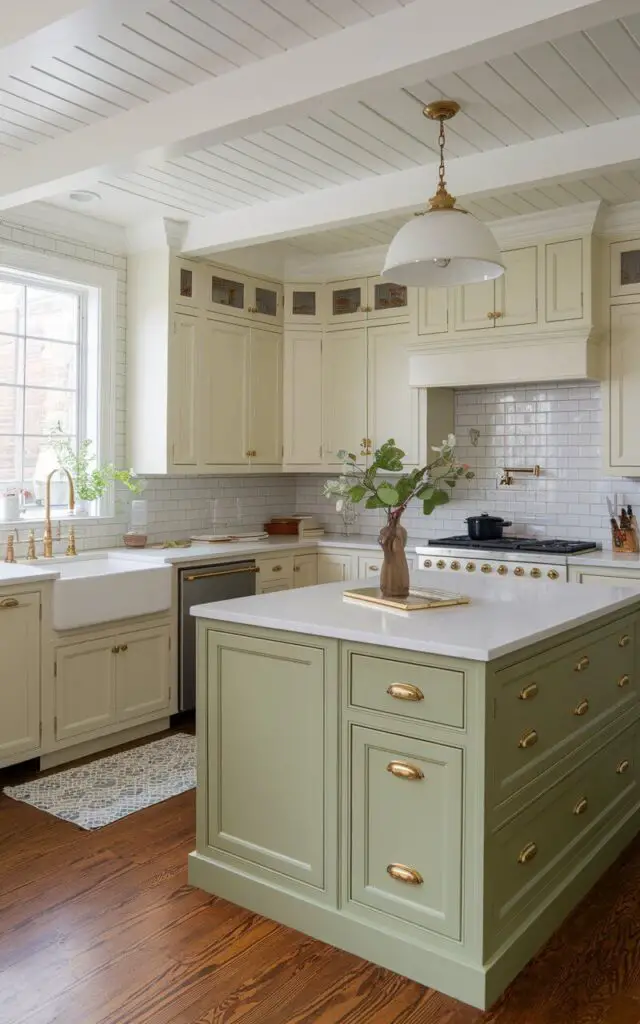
[428,115,456,210]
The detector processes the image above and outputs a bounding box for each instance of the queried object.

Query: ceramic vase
[378,514,410,599]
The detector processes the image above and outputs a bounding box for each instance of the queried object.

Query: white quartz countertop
[570,550,640,570]
[0,562,59,584]
[190,572,640,661]
[115,534,379,566]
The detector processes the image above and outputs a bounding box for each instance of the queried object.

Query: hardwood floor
[2,737,640,1023]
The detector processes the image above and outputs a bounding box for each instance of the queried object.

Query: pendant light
[382,101,504,287]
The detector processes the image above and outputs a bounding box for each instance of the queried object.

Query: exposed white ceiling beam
[181,116,640,254]
[0,0,635,210]
[0,0,87,48]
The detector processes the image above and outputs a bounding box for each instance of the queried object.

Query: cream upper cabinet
[322,328,368,464]
[283,331,323,466]
[497,246,538,327]
[168,314,198,468]
[418,287,449,335]
[248,280,283,325]
[326,278,367,327]
[367,322,425,467]
[366,277,412,322]
[248,328,282,465]
[610,239,640,298]
[454,278,495,331]
[116,625,171,721]
[545,239,583,322]
[200,319,250,467]
[171,257,204,312]
[206,269,249,318]
[284,284,323,326]
[0,592,41,764]
[606,303,640,473]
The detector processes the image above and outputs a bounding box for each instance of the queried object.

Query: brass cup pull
[574,655,590,672]
[573,797,588,816]
[0,597,19,609]
[386,761,424,781]
[518,682,538,701]
[386,863,423,886]
[120,644,128,652]
[368,565,380,572]
[518,729,538,749]
[518,842,538,865]
[573,698,589,717]
[619,634,631,648]
[617,759,630,774]
[618,674,631,688]
[387,682,424,702]
[272,565,283,572]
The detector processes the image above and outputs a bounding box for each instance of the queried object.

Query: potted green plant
[49,428,143,514]
[324,436,473,599]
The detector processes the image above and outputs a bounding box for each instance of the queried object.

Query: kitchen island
[189,575,640,1009]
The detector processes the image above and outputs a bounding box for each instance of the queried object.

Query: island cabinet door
[349,725,463,939]
[206,632,330,890]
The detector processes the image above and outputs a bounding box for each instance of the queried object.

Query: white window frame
[0,244,117,524]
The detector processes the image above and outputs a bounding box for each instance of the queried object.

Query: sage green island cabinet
[189,575,640,1009]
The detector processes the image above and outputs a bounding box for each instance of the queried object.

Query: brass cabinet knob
[245,450,252,457]
[0,597,19,609]
[487,311,495,319]
[423,559,432,568]
[518,682,539,701]
[436,559,446,569]
[514,566,525,577]
[617,759,630,774]
[618,674,631,688]
[450,560,461,570]
[111,645,120,654]
[386,761,424,781]
[494,311,503,319]
[387,682,424,702]
[547,569,560,580]
[386,863,424,885]
[619,634,631,648]
[574,655,590,672]
[497,565,508,576]
[481,563,492,573]
[272,565,283,572]
[573,797,588,816]
[517,842,538,864]
[530,568,542,578]
[573,698,589,717]
[466,562,476,572]
[518,729,538,749]
[120,644,128,652]
[293,565,300,572]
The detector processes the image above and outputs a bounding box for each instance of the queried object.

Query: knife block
[611,523,639,553]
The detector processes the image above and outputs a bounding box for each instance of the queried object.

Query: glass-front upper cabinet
[207,270,248,317]
[171,258,204,311]
[248,280,283,325]
[366,276,412,322]
[610,239,640,298]
[284,284,323,326]
[326,278,367,327]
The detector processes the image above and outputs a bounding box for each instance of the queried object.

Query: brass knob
[386,761,424,781]
[497,565,508,576]
[466,562,476,572]
[519,682,538,701]
[423,559,432,568]
[436,559,446,569]
[111,645,120,654]
[619,634,631,648]
[387,682,424,702]
[494,311,503,319]
[518,729,538,749]
[617,759,630,774]
[573,797,588,816]
[575,655,590,672]
[547,569,560,580]
[618,674,630,688]
[481,563,492,573]
[514,566,525,577]
[386,863,424,885]
[272,565,283,572]
[245,450,252,457]
[293,565,300,572]
[450,560,461,570]
[573,698,589,717]
[530,568,542,578]
[517,842,538,865]
[0,597,19,609]
[120,644,128,652]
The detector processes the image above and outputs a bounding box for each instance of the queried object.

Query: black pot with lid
[465,513,512,541]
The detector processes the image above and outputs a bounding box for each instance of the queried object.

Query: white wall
[296,381,624,547]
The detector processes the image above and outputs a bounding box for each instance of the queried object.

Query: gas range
[414,536,599,582]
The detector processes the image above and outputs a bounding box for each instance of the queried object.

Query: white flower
[336,499,344,512]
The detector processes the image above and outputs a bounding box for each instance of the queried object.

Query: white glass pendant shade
[382,208,504,287]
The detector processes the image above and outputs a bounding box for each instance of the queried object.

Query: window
[0,254,115,520]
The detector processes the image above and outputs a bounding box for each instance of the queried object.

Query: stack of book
[295,516,325,539]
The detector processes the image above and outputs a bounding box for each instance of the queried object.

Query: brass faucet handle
[26,530,37,560]
[66,526,77,557]
[4,532,16,563]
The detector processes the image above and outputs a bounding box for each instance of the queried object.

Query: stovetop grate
[426,536,597,555]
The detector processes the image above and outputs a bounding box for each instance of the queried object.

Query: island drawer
[256,555,294,588]
[491,616,637,803]
[349,725,463,939]
[487,720,639,944]
[346,649,464,728]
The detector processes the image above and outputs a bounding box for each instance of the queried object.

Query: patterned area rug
[3,732,196,829]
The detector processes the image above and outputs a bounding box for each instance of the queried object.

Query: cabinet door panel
[168,315,198,466]
[171,257,203,311]
[545,239,583,322]
[366,277,410,322]
[293,554,318,588]
[609,303,640,469]
[283,331,323,465]
[117,626,171,721]
[418,288,449,335]
[207,271,248,317]
[322,328,367,463]
[248,328,282,465]
[611,239,640,297]
[200,319,249,466]
[350,725,462,939]
[250,280,283,325]
[496,246,537,327]
[454,279,494,331]
[367,322,422,467]
[0,592,40,762]
[284,284,323,326]
[207,632,327,887]
[317,553,354,583]
[327,278,366,326]
[55,638,116,741]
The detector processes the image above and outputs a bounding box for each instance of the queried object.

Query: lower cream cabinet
[357,553,416,578]
[293,553,318,588]
[318,551,355,583]
[54,619,172,744]
[569,565,640,589]
[0,591,41,764]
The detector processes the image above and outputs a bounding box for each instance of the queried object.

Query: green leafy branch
[49,426,144,502]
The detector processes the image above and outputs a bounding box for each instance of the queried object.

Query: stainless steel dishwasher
[179,560,258,711]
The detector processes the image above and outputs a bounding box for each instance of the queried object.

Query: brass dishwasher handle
[0,597,19,609]
[387,682,424,702]
[518,729,538,749]
[386,761,424,781]
[386,863,423,885]
[184,566,260,582]
[574,655,590,672]
[518,842,538,865]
